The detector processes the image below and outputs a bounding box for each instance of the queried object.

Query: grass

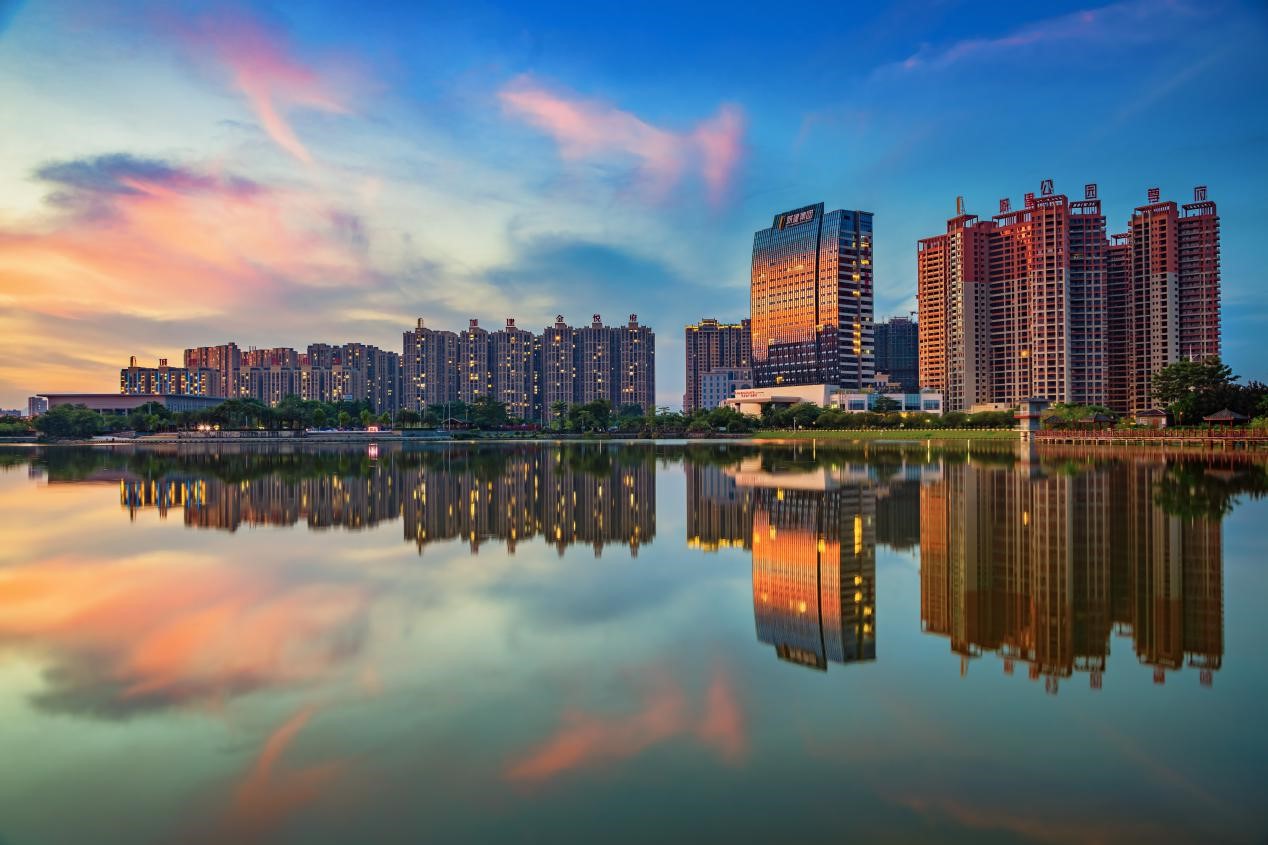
[751,428,1019,441]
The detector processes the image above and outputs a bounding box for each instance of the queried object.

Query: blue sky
[1,0,1266,407]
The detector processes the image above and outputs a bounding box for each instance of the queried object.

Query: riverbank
[752,429,1018,441]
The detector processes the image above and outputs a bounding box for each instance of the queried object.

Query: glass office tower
[750,203,874,389]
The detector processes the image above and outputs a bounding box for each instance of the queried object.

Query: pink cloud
[499,77,744,206]
[182,15,351,163]
[0,153,383,399]
[894,0,1198,72]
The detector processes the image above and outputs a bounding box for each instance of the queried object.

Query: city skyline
[2,2,1267,409]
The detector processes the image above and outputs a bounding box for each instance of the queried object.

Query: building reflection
[686,447,929,671]
[920,458,1225,691]
[110,446,655,557]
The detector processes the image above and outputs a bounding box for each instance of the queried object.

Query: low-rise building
[724,383,943,416]
[699,367,753,411]
[38,394,223,414]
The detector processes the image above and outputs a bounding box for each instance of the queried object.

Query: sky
[1,0,1266,409]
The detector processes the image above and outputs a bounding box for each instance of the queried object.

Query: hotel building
[750,203,874,391]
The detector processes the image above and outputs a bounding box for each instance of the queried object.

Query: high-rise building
[683,317,751,412]
[368,347,402,415]
[120,356,210,396]
[490,318,536,420]
[873,316,919,392]
[751,203,874,390]
[540,315,576,422]
[617,313,655,413]
[918,205,993,409]
[457,319,492,405]
[242,347,302,405]
[1126,188,1221,412]
[402,319,458,414]
[183,343,241,398]
[574,314,614,405]
[918,183,1218,413]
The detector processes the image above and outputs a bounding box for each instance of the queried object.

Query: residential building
[540,315,576,422]
[403,319,459,414]
[684,317,751,412]
[458,319,492,405]
[490,318,536,420]
[183,343,241,398]
[617,313,655,413]
[917,183,1219,414]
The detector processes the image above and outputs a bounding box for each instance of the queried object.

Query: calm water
[1,441,1266,844]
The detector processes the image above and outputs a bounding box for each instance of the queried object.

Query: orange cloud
[504,664,745,784]
[186,15,351,163]
[499,77,744,205]
[0,154,375,397]
[0,552,371,716]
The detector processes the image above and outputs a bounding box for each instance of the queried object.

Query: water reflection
[42,445,655,556]
[920,458,1223,691]
[2,442,1266,843]
[682,443,1260,690]
[21,442,1258,689]
[687,453,931,671]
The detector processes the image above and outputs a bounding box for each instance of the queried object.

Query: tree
[1151,358,1268,425]
[566,400,612,433]
[395,408,420,428]
[34,404,107,438]
[785,402,821,429]
[872,396,901,414]
[338,410,352,429]
[313,408,328,428]
[359,409,373,428]
[549,401,569,431]
[469,396,510,429]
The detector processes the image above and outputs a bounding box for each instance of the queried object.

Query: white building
[724,384,943,416]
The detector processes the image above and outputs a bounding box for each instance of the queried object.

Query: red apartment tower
[918,183,1218,414]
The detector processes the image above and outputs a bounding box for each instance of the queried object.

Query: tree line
[12,356,1266,440]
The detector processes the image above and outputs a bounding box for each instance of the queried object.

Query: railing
[1033,427,1268,442]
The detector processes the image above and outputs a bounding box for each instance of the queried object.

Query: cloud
[498,77,744,206]
[34,152,260,218]
[890,0,1199,73]
[0,552,371,718]
[179,13,352,163]
[221,705,345,841]
[0,151,376,332]
[504,664,745,784]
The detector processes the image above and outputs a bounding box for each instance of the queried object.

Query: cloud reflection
[505,664,745,784]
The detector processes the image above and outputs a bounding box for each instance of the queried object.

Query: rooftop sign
[778,208,816,229]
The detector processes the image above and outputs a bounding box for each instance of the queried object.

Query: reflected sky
[1,442,1266,844]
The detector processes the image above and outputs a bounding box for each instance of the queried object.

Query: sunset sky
[2,0,1266,408]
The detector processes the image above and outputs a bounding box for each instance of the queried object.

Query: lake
[1,441,1265,844]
